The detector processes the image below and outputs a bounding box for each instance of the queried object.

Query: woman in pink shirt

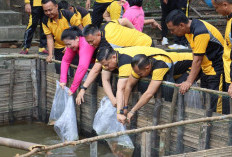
[59,26,95,95]
[122,0,161,32]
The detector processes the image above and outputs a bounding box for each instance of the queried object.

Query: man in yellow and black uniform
[85,0,113,27]
[212,0,232,114]
[42,0,81,74]
[83,20,153,50]
[103,0,124,21]
[58,1,91,27]
[121,48,193,123]
[20,0,47,54]
[166,10,224,113]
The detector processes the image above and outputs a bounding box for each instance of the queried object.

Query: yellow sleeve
[42,23,51,35]
[152,68,169,81]
[132,70,140,79]
[82,14,92,27]
[111,19,119,24]
[106,5,110,12]
[193,34,210,55]
[25,0,30,4]
[70,14,82,26]
[118,64,132,78]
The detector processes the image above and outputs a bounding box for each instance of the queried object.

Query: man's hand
[176,81,192,94]
[46,55,53,63]
[126,112,134,123]
[151,21,162,30]
[117,114,127,124]
[60,82,66,89]
[62,47,66,54]
[228,83,232,98]
[25,3,31,15]
[76,89,85,105]
[86,0,91,10]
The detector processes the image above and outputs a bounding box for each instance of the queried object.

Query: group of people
[19,0,232,124]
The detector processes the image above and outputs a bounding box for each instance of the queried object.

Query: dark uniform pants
[160,0,189,46]
[23,6,46,49]
[92,2,111,28]
[200,73,225,113]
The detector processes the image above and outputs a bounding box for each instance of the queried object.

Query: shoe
[161,37,168,45]
[38,48,48,55]
[168,44,178,49]
[19,48,29,54]
[177,45,188,49]
[168,44,188,49]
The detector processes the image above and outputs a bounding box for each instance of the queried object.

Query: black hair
[165,9,189,26]
[131,54,151,70]
[128,0,143,7]
[82,24,100,37]
[42,0,57,5]
[58,0,70,10]
[214,0,232,4]
[96,46,116,62]
[61,26,83,41]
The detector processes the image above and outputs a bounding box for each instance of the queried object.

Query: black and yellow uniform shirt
[96,0,114,3]
[25,0,41,7]
[98,47,167,77]
[74,6,91,27]
[106,1,123,20]
[99,20,152,48]
[223,14,232,83]
[42,9,81,49]
[132,52,193,81]
[185,19,224,76]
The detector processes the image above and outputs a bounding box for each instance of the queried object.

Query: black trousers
[92,2,111,28]
[222,82,231,114]
[54,48,79,75]
[160,0,189,46]
[23,6,46,49]
[200,73,224,113]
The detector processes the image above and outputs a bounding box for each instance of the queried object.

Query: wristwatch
[80,85,87,90]
[117,109,124,115]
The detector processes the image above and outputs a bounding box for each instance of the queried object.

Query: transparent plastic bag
[184,83,203,109]
[93,96,134,157]
[48,81,78,142]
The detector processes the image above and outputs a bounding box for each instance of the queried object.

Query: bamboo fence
[1,55,232,157]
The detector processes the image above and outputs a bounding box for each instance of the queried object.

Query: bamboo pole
[8,59,15,123]
[141,132,151,157]
[165,88,178,155]
[152,88,163,156]
[199,93,212,150]
[40,60,47,122]
[90,141,98,157]
[18,114,232,157]
[30,59,38,119]
[0,137,41,151]
[176,93,185,154]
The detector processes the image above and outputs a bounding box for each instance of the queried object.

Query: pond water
[0,122,113,157]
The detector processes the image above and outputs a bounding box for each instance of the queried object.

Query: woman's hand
[60,82,66,89]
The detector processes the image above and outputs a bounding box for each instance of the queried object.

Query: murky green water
[0,122,113,157]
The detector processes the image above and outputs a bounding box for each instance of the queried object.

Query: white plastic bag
[93,96,134,156]
[48,81,78,142]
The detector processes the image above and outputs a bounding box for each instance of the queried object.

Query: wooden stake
[40,59,47,122]
[141,132,151,157]
[176,93,185,154]
[90,141,98,157]
[8,59,15,123]
[199,93,212,150]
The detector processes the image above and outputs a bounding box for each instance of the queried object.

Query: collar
[50,9,62,22]
[73,6,77,14]
[189,19,195,33]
